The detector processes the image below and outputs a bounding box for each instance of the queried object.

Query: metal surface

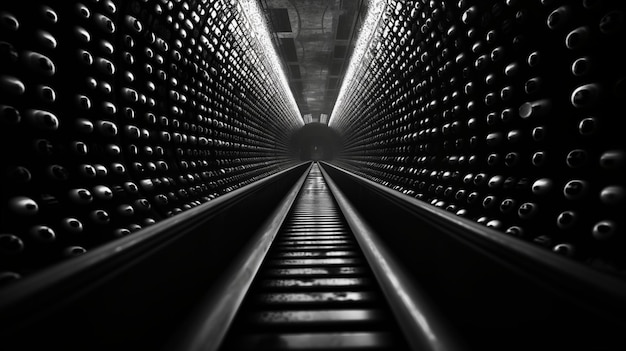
[320,162,466,351]
[167,163,312,351]
[219,163,409,350]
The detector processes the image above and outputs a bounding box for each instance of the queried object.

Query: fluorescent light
[328,0,387,127]
[239,0,304,126]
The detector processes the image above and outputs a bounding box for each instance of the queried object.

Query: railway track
[218,163,410,350]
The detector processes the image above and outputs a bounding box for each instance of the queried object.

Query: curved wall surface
[0,0,303,281]
[330,0,626,274]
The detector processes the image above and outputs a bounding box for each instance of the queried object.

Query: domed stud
[571,57,592,76]
[487,175,503,188]
[505,226,525,237]
[507,129,522,143]
[0,234,24,255]
[486,132,503,146]
[577,117,598,136]
[531,178,553,195]
[518,202,538,219]
[504,152,519,167]
[90,210,110,224]
[531,126,546,141]
[6,165,31,183]
[599,10,624,35]
[9,196,38,216]
[484,92,497,106]
[482,195,497,209]
[95,13,115,34]
[38,85,56,103]
[79,164,97,178]
[592,220,617,240]
[500,86,514,101]
[490,46,505,62]
[111,163,126,175]
[556,211,577,229]
[47,164,69,181]
[476,216,489,225]
[123,182,139,194]
[527,51,541,68]
[571,83,601,108]
[546,6,572,30]
[128,224,143,232]
[0,76,25,96]
[30,225,56,243]
[75,3,90,18]
[0,271,21,286]
[102,0,117,14]
[533,235,552,247]
[504,62,519,77]
[154,194,169,206]
[599,150,624,169]
[455,189,467,201]
[600,185,624,205]
[473,173,488,186]
[25,109,59,130]
[100,40,114,55]
[96,120,118,137]
[486,153,500,166]
[0,12,19,31]
[455,208,469,217]
[553,243,575,257]
[467,191,480,204]
[24,51,56,76]
[519,99,551,119]
[524,77,542,95]
[96,57,115,75]
[499,108,514,123]
[116,204,135,217]
[113,228,131,237]
[565,26,591,50]
[500,198,517,213]
[486,219,503,230]
[69,188,93,204]
[62,218,83,234]
[563,179,588,199]
[93,185,113,200]
[133,198,152,212]
[63,246,86,257]
[532,151,547,167]
[566,149,588,168]
[0,104,20,125]
[462,6,479,24]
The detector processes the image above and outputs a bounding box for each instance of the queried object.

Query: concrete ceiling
[261,0,365,123]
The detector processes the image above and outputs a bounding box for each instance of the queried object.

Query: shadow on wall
[289,123,343,161]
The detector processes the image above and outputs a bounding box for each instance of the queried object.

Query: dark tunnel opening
[289,123,343,161]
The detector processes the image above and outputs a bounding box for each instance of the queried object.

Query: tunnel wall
[330,0,625,274]
[0,1,302,281]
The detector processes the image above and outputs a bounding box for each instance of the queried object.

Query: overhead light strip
[328,0,387,127]
[239,0,304,125]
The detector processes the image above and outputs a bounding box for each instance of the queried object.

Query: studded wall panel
[0,0,303,283]
[331,0,625,275]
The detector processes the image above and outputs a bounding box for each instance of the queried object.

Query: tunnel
[0,1,625,350]
[289,123,343,161]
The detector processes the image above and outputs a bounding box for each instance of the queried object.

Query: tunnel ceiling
[261,0,365,124]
